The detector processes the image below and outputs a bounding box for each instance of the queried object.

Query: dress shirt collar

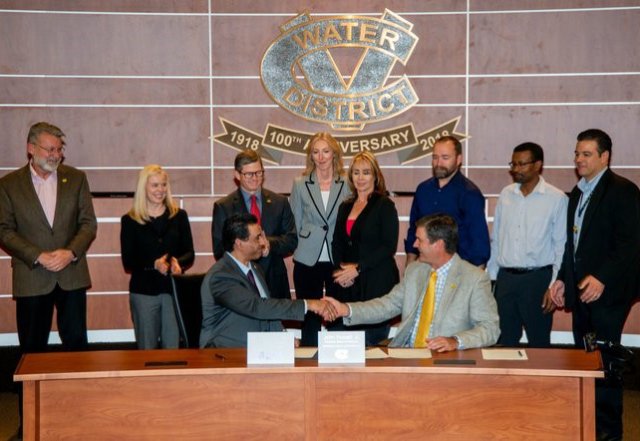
[577,167,607,194]
[239,187,262,208]
[512,175,548,197]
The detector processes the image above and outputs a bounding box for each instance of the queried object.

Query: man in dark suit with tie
[548,128,640,441]
[212,150,297,299]
[200,213,335,348]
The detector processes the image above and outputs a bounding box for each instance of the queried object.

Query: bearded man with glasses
[0,121,97,440]
[212,149,297,299]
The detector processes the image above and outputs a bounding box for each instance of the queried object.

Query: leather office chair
[170,273,205,348]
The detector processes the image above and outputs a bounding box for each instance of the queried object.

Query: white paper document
[481,349,528,360]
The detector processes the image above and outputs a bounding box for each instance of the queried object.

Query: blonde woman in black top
[121,164,194,349]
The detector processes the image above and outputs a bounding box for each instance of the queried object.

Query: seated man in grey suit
[326,214,499,352]
[200,213,336,348]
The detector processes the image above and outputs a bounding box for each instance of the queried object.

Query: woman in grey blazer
[290,132,350,346]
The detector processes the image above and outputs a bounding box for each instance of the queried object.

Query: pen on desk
[214,353,226,361]
[518,350,524,358]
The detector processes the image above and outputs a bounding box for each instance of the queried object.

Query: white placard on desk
[318,331,365,364]
[247,332,295,365]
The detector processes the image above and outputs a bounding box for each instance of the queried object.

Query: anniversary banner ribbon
[213,116,468,164]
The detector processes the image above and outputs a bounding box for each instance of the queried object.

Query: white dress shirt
[487,176,568,282]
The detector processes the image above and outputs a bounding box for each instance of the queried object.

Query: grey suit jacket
[289,172,350,266]
[344,254,500,349]
[0,164,97,297]
[199,253,306,348]
[212,188,297,298]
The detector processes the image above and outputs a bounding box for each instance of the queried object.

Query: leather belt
[501,265,552,275]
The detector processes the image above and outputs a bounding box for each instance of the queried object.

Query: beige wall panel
[91,223,122,254]
[190,255,215,274]
[466,106,640,166]
[471,75,640,104]
[86,169,211,195]
[0,108,211,169]
[0,13,209,76]
[87,294,132,330]
[471,0,639,11]
[470,10,640,74]
[88,258,129,293]
[0,298,15,333]
[182,197,217,216]
[211,0,465,14]
[93,198,133,218]
[0,1,208,13]
[0,261,11,294]
[190,222,213,254]
[0,78,210,105]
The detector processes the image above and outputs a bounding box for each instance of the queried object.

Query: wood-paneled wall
[1,0,639,345]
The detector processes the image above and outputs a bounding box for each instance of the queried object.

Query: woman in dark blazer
[121,164,194,349]
[332,151,399,346]
[290,132,350,346]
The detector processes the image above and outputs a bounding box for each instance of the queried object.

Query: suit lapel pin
[62,178,68,183]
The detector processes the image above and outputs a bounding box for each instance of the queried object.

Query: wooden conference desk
[14,348,602,440]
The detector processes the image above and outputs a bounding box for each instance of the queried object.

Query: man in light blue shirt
[488,142,567,348]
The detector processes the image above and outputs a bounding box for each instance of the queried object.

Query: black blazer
[212,188,297,299]
[558,169,640,308]
[120,209,195,295]
[332,193,400,303]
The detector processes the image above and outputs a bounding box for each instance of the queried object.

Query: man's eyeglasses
[32,142,65,156]
[508,160,536,169]
[241,170,264,179]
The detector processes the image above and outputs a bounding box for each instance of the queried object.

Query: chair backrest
[170,273,205,348]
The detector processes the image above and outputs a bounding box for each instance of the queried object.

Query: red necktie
[250,194,261,224]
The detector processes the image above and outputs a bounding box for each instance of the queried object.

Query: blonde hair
[303,132,345,178]
[347,151,387,201]
[128,164,179,224]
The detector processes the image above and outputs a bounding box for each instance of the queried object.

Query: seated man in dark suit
[326,214,499,352]
[200,213,336,348]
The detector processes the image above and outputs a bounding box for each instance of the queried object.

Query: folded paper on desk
[295,347,318,359]
[387,348,432,359]
[482,349,528,360]
[365,347,389,359]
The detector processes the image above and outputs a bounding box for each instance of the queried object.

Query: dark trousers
[14,284,88,436]
[494,266,553,348]
[572,297,631,439]
[16,284,89,353]
[293,260,339,347]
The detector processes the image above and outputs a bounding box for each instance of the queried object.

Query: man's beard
[33,155,61,173]
[433,165,457,180]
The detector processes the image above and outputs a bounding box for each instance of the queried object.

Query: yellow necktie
[414,271,437,348]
